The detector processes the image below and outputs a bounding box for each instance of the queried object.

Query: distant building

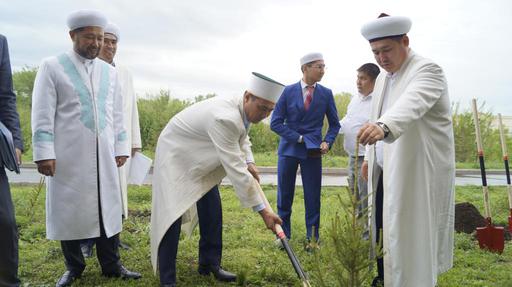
[491,115,512,135]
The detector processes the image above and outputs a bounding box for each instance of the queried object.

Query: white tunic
[366,50,455,287]
[339,92,373,156]
[150,95,264,271]
[115,65,142,217]
[31,51,129,240]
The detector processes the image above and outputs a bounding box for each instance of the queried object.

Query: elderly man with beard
[31,10,141,286]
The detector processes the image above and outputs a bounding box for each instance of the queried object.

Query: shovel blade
[476,225,505,254]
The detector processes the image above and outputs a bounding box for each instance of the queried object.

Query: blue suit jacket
[0,34,23,154]
[271,81,340,159]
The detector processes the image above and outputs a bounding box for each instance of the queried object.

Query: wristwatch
[376,122,390,138]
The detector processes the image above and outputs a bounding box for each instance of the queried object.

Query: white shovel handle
[498,113,508,157]
[497,113,512,209]
[472,99,491,218]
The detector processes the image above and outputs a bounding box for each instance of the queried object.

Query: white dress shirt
[339,92,373,156]
[300,79,317,102]
[376,72,397,168]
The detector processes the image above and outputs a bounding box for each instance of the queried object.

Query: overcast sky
[1,0,511,114]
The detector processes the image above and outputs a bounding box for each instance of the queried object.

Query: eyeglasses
[308,64,326,70]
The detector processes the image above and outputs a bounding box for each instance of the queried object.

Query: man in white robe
[31,10,141,286]
[358,14,455,287]
[80,22,142,257]
[151,72,284,287]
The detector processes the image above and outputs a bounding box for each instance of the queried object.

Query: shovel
[497,113,512,233]
[257,188,311,287]
[472,99,504,253]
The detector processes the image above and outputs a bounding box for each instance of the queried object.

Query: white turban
[300,52,324,66]
[105,22,121,41]
[67,9,108,31]
[247,72,285,103]
[361,14,412,42]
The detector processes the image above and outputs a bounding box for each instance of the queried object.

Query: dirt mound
[455,202,511,240]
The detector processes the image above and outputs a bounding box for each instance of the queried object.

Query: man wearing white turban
[358,13,455,287]
[31,10,141,286]
[80,22,143,257]
[151,72,284,287]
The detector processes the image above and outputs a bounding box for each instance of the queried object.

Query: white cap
[361,13,412,42]
[105,22,121,41]
[67,9,108,31]
[247,72,285,103]
[300,52,323,66]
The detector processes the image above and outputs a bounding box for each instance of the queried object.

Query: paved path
[6,165,508,186]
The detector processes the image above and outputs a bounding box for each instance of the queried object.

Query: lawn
[10,183,512,286]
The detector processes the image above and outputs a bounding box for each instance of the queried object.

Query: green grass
[10,184,512,286]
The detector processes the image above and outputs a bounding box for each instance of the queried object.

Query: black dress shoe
[198,264,236,282]
[103,265,142,280]
[56,270,81,287]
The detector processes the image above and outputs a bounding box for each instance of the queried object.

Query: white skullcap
[104,22,120,41]
[67,9,108,31]
[361,13,412,42]
[247,72,285,103]
[300,52,324,66]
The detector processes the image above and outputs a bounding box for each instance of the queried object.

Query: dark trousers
[277,155,322,240]
[60,188,121,275]
[0,169,20,287]
[158,186,222,285]
[375,172,384,280]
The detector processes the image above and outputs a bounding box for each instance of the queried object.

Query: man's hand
[15,148,22,165]
[116,156,128,167]
[36,159,56,176]
[131,148,141,157]
[247,162,260,183]
[361,160,369,181]
[358,123,385,145]
[259,207,283,234]
[320,141,329,155]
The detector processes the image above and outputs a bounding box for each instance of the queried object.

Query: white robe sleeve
[113,73,129,157]
[131,93,142,149]
[378,62,446,143]
[126,71,142,149]
[207,117,262,208]
[241,134,255,163]
[31,60,57,161]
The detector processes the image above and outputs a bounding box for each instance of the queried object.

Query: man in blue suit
[0,34,23,287]
[271,52,340,248]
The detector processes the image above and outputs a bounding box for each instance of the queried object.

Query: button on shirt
[376,72,398,168]
[339,92,373,156]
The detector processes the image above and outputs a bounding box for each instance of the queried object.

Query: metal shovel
[472,99,504,253]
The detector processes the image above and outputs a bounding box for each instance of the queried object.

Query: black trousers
[60,187,121,275]
[158,186,223,284]
[0,169,20,287]
[375,172,384,280]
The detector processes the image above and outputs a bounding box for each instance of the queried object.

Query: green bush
[137,90,192,152]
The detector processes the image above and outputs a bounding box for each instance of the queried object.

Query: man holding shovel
[358,14,455,287]
[151,72,284,287]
